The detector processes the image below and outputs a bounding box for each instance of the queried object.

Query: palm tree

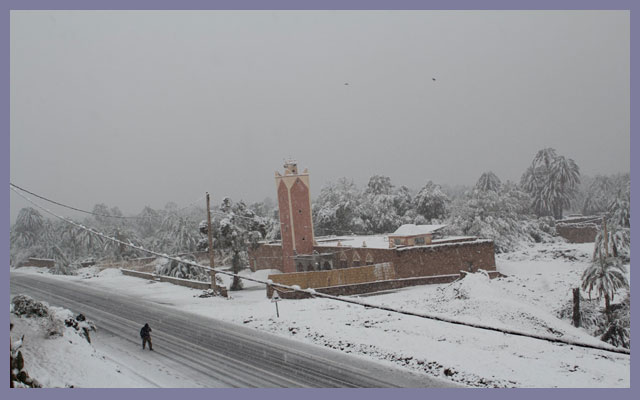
[520,148,580,218]
[532,147,557,170]
[60,223,82,260]
[475,171,502,193]
[608,183,630,228]
[582,175,614,215]
[520,165,549,217]
[161,214,199,254]
[548,156,580,219]
[77,226,103,257]
[581,256,628,317]
[12,207,45,247]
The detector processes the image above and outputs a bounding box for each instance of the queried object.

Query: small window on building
[414,236,426,245]
[394,238,402,245]
[297,263,304,272]
[365,253,374,265]
[339,252,347,268]
[353,261,361,267]
[323,261,332,270]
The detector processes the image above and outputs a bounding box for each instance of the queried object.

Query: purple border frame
[2,0,635,398]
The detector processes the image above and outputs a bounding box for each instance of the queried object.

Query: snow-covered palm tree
[12,207,45,247]
[60,223,82,260]
[581,256,628,316]
[582,175,615,215]
[50,245,74,275]
[532,147,557,170]
[475,171,502,193]
[77,226,103,257]
[161,214,199,254]
[608,182,630,228]
[520,148,580,219]
[548,156,580,218]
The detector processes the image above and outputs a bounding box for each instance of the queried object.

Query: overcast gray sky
[10,10,629,221]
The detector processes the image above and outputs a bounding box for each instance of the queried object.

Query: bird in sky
[432,78,436,81]
[344,82,349,85]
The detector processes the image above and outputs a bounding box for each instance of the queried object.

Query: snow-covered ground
[10,240,630,388]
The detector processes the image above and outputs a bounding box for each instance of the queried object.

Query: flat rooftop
[314,234,477,249]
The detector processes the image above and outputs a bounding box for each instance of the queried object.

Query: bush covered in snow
[10,299,100,388]
[12,295,49,318]
[11,294,97,343]
[155,255,210,282]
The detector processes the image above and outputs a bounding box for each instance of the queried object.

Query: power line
[176,194,207,212]
[10,183,211,221]
[9,184,630,356]
[10,183,146,220]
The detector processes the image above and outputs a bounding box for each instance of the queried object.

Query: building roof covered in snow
[315,235,392,249]
[389,224,447,237]
[312,234,474,250]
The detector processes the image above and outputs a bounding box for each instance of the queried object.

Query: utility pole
[206,193,217,291]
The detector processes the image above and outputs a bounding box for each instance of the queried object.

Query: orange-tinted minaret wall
[275,161,315,273]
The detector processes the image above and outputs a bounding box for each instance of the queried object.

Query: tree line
[10,147,629,271]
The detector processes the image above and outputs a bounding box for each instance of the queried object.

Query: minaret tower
[275,160,315,273]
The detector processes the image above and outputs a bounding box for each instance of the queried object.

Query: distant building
[387,224,446,247]
[556,215,602,243]
[249,161,497,297]
[18,258,54,268]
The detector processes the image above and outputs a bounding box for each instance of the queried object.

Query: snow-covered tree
[582,175,615,215]
[137,206,162,238]
[313,178,366,236]
[11,207,45,248]
[102,227,142,261]
[581,256,628,316]
[446,178,549,252]
[364,175,393,196]
[50,245,75,275]
[474,171,502,193]
[90,203,111,226]
[546,155,581,219]
[393,185,413,217]
[204,197,266,290]
[360,175,402,233]
[414,181,449,222]
[160,214,200,254]
[589,176,631,264]
[520,148,580,219]
[608,179,630,229]
[60,223,83,260]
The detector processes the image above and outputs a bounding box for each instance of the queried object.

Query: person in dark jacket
[140,323,153,350]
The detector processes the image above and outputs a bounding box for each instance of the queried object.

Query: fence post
[572,287,581,328]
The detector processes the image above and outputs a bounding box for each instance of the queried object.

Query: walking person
[140,323,153,351]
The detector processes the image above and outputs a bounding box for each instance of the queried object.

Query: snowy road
[10,272,456,388]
